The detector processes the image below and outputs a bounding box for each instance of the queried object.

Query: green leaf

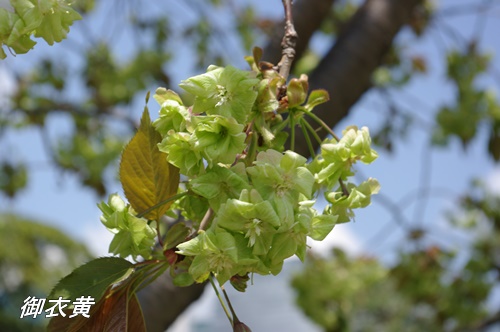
[164,222,190,250]
[47,257,134,307]
[34,0,82,45]
[120,108,180,220]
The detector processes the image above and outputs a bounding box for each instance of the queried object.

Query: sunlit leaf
[120,108,180,220]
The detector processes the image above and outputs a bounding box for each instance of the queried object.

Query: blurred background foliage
[1,0,500,330]
[0,214,91,331]
[293,182,500,331]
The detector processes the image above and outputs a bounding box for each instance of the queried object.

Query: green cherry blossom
[316,126,378,188]
[153,96,188,135]
[158,131,204,177]
[98,193,127,229]
[176,229,239,284]
[191,115,246,167]
[216,189,280,256]
[179,65,259,123]
[325,178,381,223]
[247,149,315,226]
[189,164,251,212]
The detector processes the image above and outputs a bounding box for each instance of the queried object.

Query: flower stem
[306,111,340,142]
[290,112,296,152]
[301,118,323,145]
[221,284,240,322]
[299,118,316,158]
[209,274,233,325]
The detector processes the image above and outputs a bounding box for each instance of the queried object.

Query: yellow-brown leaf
[120,108,180,220]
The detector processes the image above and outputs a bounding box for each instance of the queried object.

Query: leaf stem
[137,192,187,219]
[134,259,163,267]
[131,262,169,294]
[155,218,165,248]
[209,274,233,325]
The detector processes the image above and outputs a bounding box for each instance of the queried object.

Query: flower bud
[230,274,250,292]
[233,320,252,332]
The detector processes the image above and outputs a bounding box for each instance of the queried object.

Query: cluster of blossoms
[98,194,156,260]
[99,60,380,286]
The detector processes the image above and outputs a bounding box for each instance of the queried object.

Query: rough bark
[137,0,423,330]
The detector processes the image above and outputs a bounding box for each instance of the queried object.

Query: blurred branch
[10,103,137,130]
[436,1,500,17]
[472,309,500,331]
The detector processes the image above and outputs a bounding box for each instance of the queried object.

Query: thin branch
[473,309,500,331]
[472,0,492,42]
[277,0,298,80]
[412,142,433,227]
[263,0,338,66]
[339,179,349,197]
[436,1,500,18]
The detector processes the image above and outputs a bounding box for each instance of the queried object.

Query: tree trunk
[137,274,206,332]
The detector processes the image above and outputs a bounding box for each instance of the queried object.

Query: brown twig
[277,0,298,81]
[198,208,214,232]
[339,179,350,197]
